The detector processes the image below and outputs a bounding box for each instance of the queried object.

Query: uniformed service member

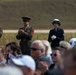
[0,27,3,38]
[16,17,34,55]
[48,19,64,49]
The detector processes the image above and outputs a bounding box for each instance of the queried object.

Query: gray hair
[31,40,45,51]
[59,41,72,50]
[0,66,23,75]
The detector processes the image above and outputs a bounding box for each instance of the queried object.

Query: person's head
[41,40,52,55]
[0,66,23,75]
[6,42,21,56]
[69,38,76,47]
[52,19,60,28]
[22,17,31,27]
[63,47,76,75]
[31,40,45,60]
[11,55,36,75]
[51,47,62,63]
[59,41,72,51]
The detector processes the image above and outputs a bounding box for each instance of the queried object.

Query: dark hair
[52,47,62,51]
[52,47,64,58]
[6,42,22,55]
[52,21,60,26]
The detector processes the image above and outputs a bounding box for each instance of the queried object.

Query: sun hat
[11,55,36,71]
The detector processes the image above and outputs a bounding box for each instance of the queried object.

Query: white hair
[42,40,52,55]
[59,41,72,50]
[0,66,23,75]
[31,40,45,51]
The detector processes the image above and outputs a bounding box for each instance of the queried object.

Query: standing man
[16,17,34,55]
[48,19,64,49]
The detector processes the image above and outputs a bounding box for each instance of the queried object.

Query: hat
[52,19,60,26]
[11,55,36,71]
[22,17,31,22]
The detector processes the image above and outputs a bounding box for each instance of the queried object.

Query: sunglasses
[51,53,58,56]
[31,47,41,51]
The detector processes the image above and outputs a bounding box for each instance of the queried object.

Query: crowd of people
[0,17,76,75]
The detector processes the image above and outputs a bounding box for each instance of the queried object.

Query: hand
[38,61,49,73]
[51,35,56,40]
[19,29,24,34]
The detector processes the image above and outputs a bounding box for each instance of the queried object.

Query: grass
[0,0,76,29]
[0,33,76,46]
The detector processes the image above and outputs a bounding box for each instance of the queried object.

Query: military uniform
[16,17,34,55]
[48,19,64,49]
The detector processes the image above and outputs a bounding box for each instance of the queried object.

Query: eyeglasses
[31,47,41,51]
[51,53,59,56]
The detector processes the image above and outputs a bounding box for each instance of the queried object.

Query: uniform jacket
[48,28,64,49]
[16,26,34,55]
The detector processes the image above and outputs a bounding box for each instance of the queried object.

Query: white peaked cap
[11,55,36,71]
[53,19,59,21]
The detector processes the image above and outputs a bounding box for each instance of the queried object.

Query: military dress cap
[22,17,31,22]
[52,19,60,26]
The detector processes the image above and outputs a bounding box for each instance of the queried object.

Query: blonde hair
[42,40,52,55]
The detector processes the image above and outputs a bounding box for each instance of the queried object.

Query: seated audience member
[63,46,76,75]
[0,66,23,75]
[30,40,51,72]
[51,47,63,69]
[44,47,63,75]
[11,55,36,75]
[59,41,72,51]
[5,42,22,64]
[41,40,53,63]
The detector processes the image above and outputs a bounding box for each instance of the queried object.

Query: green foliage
[0,33,76,46]
[0,0,76,29]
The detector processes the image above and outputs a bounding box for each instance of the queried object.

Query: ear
[41,49,44,53]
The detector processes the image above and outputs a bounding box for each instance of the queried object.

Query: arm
[23,27,34,40]
[56,29,64,41]
[16,29,24,40]
[16,27,34,40]
[48,30,53,42]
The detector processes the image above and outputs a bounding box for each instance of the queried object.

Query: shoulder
[58,28,64,32]
[49,29,54,32]
[28,27,34,31]
[19,27,24,29]
[58,28,64,31]
[29,26,34,29]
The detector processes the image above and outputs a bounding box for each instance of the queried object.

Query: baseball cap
[11,55,36,71]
